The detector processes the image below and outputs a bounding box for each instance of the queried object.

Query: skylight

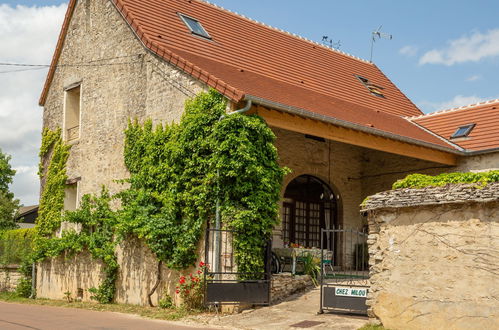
[356,75,385,98]
[451,123,475,139]
[179,13,211,39]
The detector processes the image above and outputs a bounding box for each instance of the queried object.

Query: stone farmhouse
[37,0,499,305]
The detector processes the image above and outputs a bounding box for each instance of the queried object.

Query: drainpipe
[214,100,252,276]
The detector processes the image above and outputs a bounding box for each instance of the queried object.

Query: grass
[0,292,198,321]
[358,324,388,330]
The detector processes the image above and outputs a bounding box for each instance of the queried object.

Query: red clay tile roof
[411,100,499,152]
[40,0,457,151]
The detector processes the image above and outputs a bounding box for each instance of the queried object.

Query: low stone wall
[271,273,313,302]
[363,183,499,330]
[0,264,21,292]
[37,237,189,305]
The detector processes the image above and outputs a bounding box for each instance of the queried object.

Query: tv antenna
[370,25,392,63]
[322,35,341,50]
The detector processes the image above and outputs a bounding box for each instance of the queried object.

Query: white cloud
[0,4,67,205]
[466,75,481,82]
[420,29,499,66]
[399,45,418,57]
[418,95,489,113]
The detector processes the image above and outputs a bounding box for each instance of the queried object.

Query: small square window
[179,13,211,39]
[451,124,475,139]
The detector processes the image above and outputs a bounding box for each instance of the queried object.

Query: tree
[0,148,19,230]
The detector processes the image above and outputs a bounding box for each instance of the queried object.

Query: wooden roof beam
[256,106,458,166]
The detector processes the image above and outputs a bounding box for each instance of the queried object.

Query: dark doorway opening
[282,175,339,249]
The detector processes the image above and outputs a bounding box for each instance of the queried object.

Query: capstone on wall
[363,183,499,330]
[42,0,205,200]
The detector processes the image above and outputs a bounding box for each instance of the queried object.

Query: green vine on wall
[29,90,286,303]
[120,90,287,273]
[36,128,70,237]
[392,171,499,189]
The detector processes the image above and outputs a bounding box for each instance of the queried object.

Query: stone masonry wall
[42,0,205,199]
[272,128,366,246]
[38,0,207,304]
[271,273,313,303]
[37,236,204,306]
[0,265,22,292]
[363,183,499,330]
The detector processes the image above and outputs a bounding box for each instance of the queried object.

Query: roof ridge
[406,98,499,120]
[198,0,373,65]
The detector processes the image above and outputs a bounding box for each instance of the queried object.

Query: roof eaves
[39,0,78,106]
[466,146,499,155]
[112,0,245,102]
[245,94,464,155]
[40,0,245,106]
[406,118,465,152]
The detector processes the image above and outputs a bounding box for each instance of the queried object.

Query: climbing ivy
[36,128,70,237]
[214,113,287,274]
[120,89,287,272]
[392,170,499,189]
[28,90,286,303]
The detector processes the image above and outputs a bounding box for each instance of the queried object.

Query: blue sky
[1,0,499,205]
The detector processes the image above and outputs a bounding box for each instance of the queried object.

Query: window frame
[63,82,82,143]
[450,123,476,139]
[178,13,211,39]
[355,75,385,98]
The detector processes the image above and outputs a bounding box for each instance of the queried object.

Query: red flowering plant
[175,261,209,310]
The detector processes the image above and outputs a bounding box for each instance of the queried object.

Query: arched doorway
[282,175,339,248]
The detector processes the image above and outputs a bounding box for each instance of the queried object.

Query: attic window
[179,13,211,39]
[451,123,475,139]
[356,75,385,98]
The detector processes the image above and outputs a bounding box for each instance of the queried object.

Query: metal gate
[319,227,369,315]
[204,226,271,306]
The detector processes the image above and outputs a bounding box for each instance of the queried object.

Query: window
[355,75,385,98]
[64,183,78,211]
[451,123,475,139]
[179,13,211,39]
[64,84,81,141]
[282,175,338,249]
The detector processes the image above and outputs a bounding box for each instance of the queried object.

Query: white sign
[334,287,368,298]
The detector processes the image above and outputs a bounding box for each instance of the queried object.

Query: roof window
[356,75,385,98]
[450,123,475,139]
[179,13,211,39]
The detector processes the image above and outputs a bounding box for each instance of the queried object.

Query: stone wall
[272,128,366,246]
[42,0,205,199]
[271,273,313,303]
[0,265,22,292]
[363,183,499,330]
[37,237,203,306]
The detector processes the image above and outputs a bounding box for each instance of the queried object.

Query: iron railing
[204,226,271,306]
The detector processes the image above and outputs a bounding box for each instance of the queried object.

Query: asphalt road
[0,302,217,330]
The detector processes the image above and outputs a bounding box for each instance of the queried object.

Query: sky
[1,0,499,205]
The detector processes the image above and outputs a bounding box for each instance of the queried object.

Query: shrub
[176,262,207,310]
[158,295,174,309]
[0,228,35,265]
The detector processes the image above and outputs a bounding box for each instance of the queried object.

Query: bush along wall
[28,90,287,303]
